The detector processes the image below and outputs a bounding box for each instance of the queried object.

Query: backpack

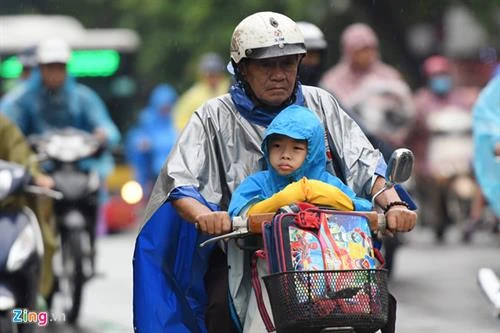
[252,204,389,333]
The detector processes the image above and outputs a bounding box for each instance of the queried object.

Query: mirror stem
[371,181,394,209]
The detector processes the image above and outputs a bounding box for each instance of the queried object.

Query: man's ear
[237,61,247,79]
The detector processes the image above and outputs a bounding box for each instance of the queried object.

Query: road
[35,224,500,333]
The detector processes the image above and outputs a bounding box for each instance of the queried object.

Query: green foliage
[4,0,499,94]
[113,0,312,92]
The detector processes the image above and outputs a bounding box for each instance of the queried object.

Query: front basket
[262,269,389,333]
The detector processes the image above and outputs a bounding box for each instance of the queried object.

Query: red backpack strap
[251,250,275,332]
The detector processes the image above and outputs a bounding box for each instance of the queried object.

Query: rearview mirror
[386,148,414,185]
[371,148,414,208]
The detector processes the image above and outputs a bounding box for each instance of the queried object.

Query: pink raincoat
[319,23,401,108]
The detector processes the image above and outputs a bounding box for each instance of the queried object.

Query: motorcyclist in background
[296,21,328,86]
[0,37,120,182]
[319,23,403,108]
[126,84,178,198]
[0,37,121,270]
[0,114,56,306]
[407,55,479,242]
[173,52,231,130]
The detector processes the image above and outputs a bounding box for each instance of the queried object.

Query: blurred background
[1,1,500,332]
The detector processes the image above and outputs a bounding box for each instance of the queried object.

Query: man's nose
[268,64,286,79]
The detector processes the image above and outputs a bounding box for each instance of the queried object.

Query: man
[0,114,56,304]
[0,37,121,294]
[296,21,328,86]
[409,55,479,242]
[319,23,402,108]
[410,55,478,179]
[126,83,178,197]
[133,12,416,333]
[0,38,120,178]
[173,52,231,130]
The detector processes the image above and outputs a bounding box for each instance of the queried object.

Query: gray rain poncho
[133,84,384,333]
[145,85,382,220]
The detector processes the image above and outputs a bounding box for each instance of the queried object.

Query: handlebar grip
[247,213,275,234]
[362,211,386,232]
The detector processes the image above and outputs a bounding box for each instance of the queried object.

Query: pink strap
[251,250,275,332]
[374,248,385,267]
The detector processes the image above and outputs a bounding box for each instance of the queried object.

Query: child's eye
[294,146,305,150]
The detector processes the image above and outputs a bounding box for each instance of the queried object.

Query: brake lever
[198,216,249,248]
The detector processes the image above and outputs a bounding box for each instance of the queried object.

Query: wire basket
[263,269,389,333]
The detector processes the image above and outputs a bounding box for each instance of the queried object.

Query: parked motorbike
[425,105,476,241]
[29,127,101,324]
[200,149,414,333]
[0,160,61,333]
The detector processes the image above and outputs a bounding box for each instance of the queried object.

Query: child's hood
[262,105,327,187]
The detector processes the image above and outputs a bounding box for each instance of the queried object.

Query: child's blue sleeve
[228,174,266,218]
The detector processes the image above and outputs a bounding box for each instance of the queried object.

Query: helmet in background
[37,38,71,65]
[297,21,327,51]
[230,11,306,65]
[198,52,225,74]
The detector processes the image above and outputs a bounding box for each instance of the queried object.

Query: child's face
[268,135,308,176]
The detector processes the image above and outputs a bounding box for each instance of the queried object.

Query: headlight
[6,224,36,272]
[121,180,143,205]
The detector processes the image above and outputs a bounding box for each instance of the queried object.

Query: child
[227,104,372,333]
[228,104,371,217]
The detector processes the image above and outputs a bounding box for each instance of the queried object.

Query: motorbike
[29,127,101,324]
[0,160,61,333]
[425,105,476,242]
[200,148,414,333]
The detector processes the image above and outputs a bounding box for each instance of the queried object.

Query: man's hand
[385,205,417,232]
[34,174,55,189]
[93,128,108,145]
[195,211,231,235]
[495,142,500,157]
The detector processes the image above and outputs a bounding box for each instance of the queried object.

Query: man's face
[350,46,377,71]
[240,55,300,106]
[40,63,67,90]
[268,135,308,176]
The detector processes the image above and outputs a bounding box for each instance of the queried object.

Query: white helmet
[37,38,71,64]
[230,12,306,64]
[297,21,327,51]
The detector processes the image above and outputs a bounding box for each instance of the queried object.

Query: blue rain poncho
[0,70,120,178]
[229,104,372,217]
[126,84,178,191]
[473,76,500,217]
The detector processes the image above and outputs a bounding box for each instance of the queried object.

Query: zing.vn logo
[11,308,65,327]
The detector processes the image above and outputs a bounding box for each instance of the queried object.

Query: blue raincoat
[473,76,500,217]
[0,70,120,178]
[126,84,178,191]
[228,105,372,216]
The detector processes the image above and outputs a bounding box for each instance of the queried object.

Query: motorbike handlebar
[24,185,64,200]
[199,211,386,248]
